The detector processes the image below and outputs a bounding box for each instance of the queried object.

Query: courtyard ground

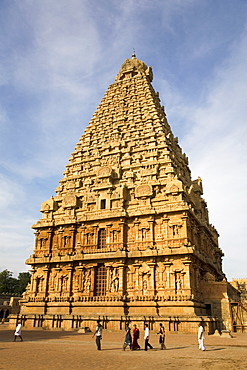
[0,324,247,369]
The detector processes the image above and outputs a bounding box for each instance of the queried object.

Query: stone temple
[14,55,237,333]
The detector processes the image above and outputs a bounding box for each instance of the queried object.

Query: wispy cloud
[0,0,246,279]
[179,28,247,279]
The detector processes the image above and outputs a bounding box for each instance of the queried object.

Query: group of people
[93,321,166,351]
[13,320,205,352]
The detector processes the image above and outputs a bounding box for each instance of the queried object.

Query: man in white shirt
[93,320,103,350]
[144,324,153,351]
[13,321,23,342]
[198,323,206,351]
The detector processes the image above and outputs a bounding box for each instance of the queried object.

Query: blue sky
[0,0,246,280]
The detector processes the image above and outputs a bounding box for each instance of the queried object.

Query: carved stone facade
[13,55,234,332]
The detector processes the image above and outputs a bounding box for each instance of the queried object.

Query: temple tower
[18,55,228,332]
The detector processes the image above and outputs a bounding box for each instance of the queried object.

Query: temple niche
[13,54,239,333]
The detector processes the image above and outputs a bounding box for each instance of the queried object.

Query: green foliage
[17,272,31,294]
[0,269,31,295]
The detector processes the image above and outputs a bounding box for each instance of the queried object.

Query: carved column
[182,260,192,295]
[133,263,141,293]
[147,262,156,295]
[34,231,39,251]
[30,269,36,294]
[118,263,125,295]
[118,220,126,249]
[89,266,95,296]
[148,219,154,246]
[47,228,53,254]
[106,224,112,246]
[162,216,169,242]
[106,265,112,293]
[80,226,86,247]
[58,227,64,249]
[70,226,76,251]
[54,267,61,292]
[163,262,172,291]
[76,264,84,293]
[93,225,99,247]
[133,219,140,243]
[43,265,50,297]
[67,265,73,296]
[181,214,188,241]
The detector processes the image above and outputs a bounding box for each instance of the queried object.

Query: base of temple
[8,313,222,334]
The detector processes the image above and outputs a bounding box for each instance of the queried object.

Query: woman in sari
[132,324,140,350]
[157,323,166,350]
[123,324,132,350]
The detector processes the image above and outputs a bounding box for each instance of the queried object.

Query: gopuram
[13,55,238,333]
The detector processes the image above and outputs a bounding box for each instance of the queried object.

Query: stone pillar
[34,231,39,251]
[181,214,188,241]
[43,265,50,297]
[70,226,76,251]
[47,228,53,254]
[148,219,154,246]
[67,265,73,296]
[118,263,125,295]
[89,266,95,296]
[54,267,61,292]
[80,226,86,247]
[30,269,36,293]
[182,260,192,295]
[93,225,99,247]
[147,262,156,294]
[162,216,169,241]
[134,219,140,243]
[58,227,64,249]
[106,265,112,293]
[133,264,141,292]
[118,220,126,249]
[163,262,172,290]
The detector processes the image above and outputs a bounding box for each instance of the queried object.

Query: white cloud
[179,29,247,280]
[0,0,246,281]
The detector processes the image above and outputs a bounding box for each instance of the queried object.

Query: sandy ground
[0,325,247,370]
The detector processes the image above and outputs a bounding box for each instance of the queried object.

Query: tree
[0,269,31,295]
[0,270,16,294]
[17,272,31,295]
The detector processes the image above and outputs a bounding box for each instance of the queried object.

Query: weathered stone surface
[14,55,240,333]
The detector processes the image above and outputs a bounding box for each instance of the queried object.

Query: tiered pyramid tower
[18,55,228,332]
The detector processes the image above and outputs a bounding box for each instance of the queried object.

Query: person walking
[198,322,206,351]
[123,324,132,350]
[132,324,140,350]
[93,320,103,350]
[157,323,166,350]
[13,321,23,342]
[144,323,153,351]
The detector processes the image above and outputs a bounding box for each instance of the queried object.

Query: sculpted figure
[85,269,91,292]
[110,269,119,292]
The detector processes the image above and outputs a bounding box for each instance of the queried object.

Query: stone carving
[84,269,91,293]
[156,264,167,288]
[50,271,59,291]
[60,274,69,292]
[35,275,44,294]
[110,268,119,292]
[40,196,57,213]
[62,193,77,208]
[166,179,183,194]
[135,184,153,198]
[97,166,112,178]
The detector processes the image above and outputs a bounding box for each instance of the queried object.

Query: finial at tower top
[116,53,153,82]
